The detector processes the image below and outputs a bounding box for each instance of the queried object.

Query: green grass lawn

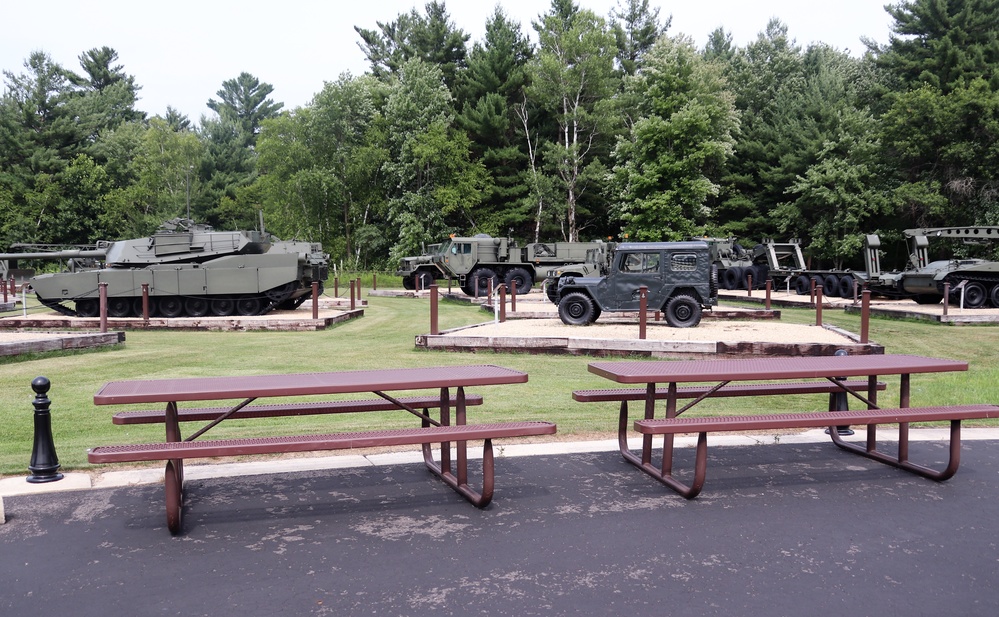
[1,290,996,477]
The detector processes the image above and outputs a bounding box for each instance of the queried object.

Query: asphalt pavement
[2,433,999,616]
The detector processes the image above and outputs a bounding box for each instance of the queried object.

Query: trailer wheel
[664,294,702,328]
[822,274,840,297]
[837,275,855,298]
[722,267,743,290]
[558,292,596,325]
[794,275,812,295]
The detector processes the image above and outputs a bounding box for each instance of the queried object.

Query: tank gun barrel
[0,248,107,261]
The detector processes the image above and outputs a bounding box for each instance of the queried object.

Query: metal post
[99,282,108,333]
[765,279,772,310]
[27,376,63,483]
[860,289,871,343]
[815,285,823,326]
[810,277,816,305]
[312,281,319,319]
[747,273,753,297]
[498,284,506,323]
[349,280,356,311]
[487,277,493,301]
[430,284,439,335]
[334,277,339,298]
[2,277,6,303]
[639,286,648,340]
[510,281,516,312]
[356,278,361,302]
[943,282,950,317]
[474,276,479,299]
[827,350,855,436]
[141,283,150,323]
[372,274,377,291]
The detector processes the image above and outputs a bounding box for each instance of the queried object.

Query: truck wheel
[664,294,702,328]
[505,267,532,295]
[402,276,415,291]
[558,292,596,325]
[471,268,499,295]
[721,267,742,290]
[544,278,559,303]
[794,275,812,295]
[752,264,769,289]
[416,272,435,291]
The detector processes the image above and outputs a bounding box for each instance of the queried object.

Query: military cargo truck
[555,240,718,327]
[396,235,608,296]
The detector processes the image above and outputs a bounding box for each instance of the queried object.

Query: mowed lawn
[1,291,996,477]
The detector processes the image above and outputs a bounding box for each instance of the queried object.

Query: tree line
[2,0,997,271]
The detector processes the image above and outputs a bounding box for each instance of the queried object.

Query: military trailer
[396,235,608,296]
[0,218,329,318]
[554,240,718,327]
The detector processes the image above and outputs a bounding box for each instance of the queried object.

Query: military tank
[0,218,329,318]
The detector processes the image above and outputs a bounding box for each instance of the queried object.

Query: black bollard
[27,376,64,483]
[826,350,855,436]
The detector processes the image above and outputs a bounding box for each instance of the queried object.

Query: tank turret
[0,218,329,318]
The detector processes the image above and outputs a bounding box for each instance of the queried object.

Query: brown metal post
[747,273,753,297]
[349,280,356,311]
[99,282,108,333]
[765,279,772,310]
[372,274,377,291]
[2,277,7,303]
[943,282,950,317]
[334,277,339,298]
[312,281,319,319]
[141,283,150,323]
[815,285,823,326]
[487,277,493,301]
[498,284,506,323]
[639,285,648,340]
[860,289,871,343]
[430,284,439,335]
[810,277,816,305]
[510,281,516,312]
[356,278,361,301]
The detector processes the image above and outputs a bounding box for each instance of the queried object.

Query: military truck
[396,235,608,296]
[554,240,718,327]
[542,242,616,303]
[860,226,999,307]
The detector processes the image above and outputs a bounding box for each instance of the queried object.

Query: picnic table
[88,364,556,533]
[585,354,999,497]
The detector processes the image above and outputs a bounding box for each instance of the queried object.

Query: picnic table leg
[641,383,656,466]
[165,460,182,534]
[456,386,468,487]
[661,383,678,476]
[164,401,184,489]
[421,386,494,507]
[831,419,963,481]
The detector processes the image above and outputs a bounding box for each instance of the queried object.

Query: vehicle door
[604,250,663,310]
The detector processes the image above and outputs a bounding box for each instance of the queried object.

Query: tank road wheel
[131,297,153,318]
[557,292,596,326]
[210,298,235,316]
[107,297,132,318]
[158,297,184,318]
[822,274,841,298]
[75,299,99,318]
[991,284,999,308]
[504,267,533,295]
[184,297,209,317]
[962,281,988,308]
[664,294,702,328]
[236,297,263,316]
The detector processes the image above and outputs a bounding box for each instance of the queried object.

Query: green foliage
[610,35,738,241]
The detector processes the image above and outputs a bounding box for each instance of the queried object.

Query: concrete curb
[3,428,999,499]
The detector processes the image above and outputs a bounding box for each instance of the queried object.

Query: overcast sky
[1,1,897,121]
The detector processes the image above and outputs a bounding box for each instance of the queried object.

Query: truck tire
[470,268,499,296]
[794,275,812,295]
[415,272,435,291]
[722,267,743,290]
[505,267,533,295]
[664,294,702,328]
[544,278,559,303]
[838,275,855,298]
[402,276,415,290]
[558,292,596,325]
[822,274,840,297]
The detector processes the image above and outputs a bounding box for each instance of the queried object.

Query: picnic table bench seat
[111,393,484,425]
[632,404,999,498]
[89,420,558,534]
[572,380,886,404]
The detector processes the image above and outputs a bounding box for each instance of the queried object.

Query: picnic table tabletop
[93,364,529,405]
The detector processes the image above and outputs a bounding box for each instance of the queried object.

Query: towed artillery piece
[0,218,329,318]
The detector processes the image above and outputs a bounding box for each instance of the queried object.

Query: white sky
[1,1,896,121]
